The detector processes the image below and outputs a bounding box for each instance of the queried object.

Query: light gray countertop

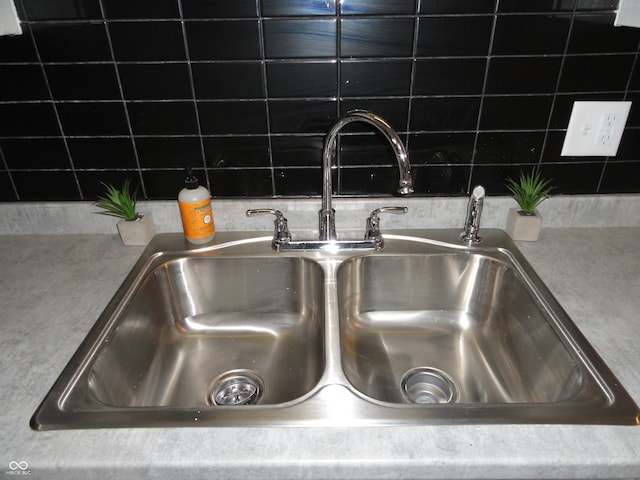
[1,228,639,480]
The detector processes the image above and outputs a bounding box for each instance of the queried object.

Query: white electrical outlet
[561,101,632,157]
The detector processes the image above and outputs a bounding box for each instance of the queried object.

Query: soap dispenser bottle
[178,168,215,244]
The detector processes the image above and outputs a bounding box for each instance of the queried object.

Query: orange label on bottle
[179,199,215,239]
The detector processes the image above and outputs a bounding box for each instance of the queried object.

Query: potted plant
[504,168,554,241]
[95,179,155,246]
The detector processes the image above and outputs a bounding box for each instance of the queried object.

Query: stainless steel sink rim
[30,230,640,429]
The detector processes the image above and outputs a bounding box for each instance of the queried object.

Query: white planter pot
[506,208,543,241]
[116,213,155,246]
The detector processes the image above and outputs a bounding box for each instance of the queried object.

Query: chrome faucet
[461,185,485,243]
[320,110,414,240]
[247,110,413,251]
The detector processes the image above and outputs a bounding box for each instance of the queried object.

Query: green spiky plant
[504,168,554,215]
[94,178,140,221]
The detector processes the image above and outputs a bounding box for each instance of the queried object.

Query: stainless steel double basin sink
[31,229,639,429]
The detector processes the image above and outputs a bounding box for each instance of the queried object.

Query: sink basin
[338,253,583,404]
[31,230,639,429]
[88,256,325,408]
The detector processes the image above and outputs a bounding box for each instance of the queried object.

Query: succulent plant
[94,178,140,221]
[504,168,554,215]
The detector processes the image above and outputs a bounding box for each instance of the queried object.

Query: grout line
[336,1,342,195]
[177,0,210,192]
[466,0,499,195]
[539,2,576,173]
[19,0,83,200]
[256,0,277,198]
[0,142,20,200]
[99,0,147,198]
[404,0,422,152]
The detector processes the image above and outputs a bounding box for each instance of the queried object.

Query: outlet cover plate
[561,101,631,157]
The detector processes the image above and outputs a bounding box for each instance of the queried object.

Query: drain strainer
[400,367,460,404]
[208,370,264,406]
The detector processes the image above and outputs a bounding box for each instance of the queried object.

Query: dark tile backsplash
[1,0,639,202]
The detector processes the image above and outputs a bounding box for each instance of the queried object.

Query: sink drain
[400,367,460,404]
[208,370,264,406]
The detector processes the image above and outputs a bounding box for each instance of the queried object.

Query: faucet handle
[246,209,291,248]
[365,206,408,241]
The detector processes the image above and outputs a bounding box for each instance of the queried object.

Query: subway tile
[58,102,129,136]
[340,133,407,167]
[480,96,553,130]
[45,64,121,101]
[274,167,322,196]
[210,168,274,197]
[599,161,640,193]
[569,14,640,53]
[186,20,261,60]
[615,128,640,161]
[492,15,571,55]
[109,21,186,61]
[267,61,337,98]
[182,0,257,18]
[2,2,640,200]
[192,63,264,99]
[102,0,180,19]
[417,17,492,56]
[204,137,271,168]
[497,0,575,12]
[68,137,138,168]
[269,100,336,134]
[475,132,545,164]
[198,101,268,134]
[408,133,475,165]
[2,138,70,169]
[411,165,471,195]
[341,19,414,57]
[142,169,197,199]
[413,59,486,96]
[339,99,409,132]
[264,19,336,58]
[0,29,38,62]
[486,57,562,94]
[341,0,415,15]
[77,170,140,200]
[340,166,404,195]
[127,102,199,135]
[0,103,61,137]
[135,136,203,168]
[31,23,111,62]
[0,172,17,201]
[538,162,605,193]
[22,0,102,20]
[410,97,481,132]
[420,0,495,14]
[12,170,81,200]
[559,55,634,92]
[575,0,617,10]
[262,0,336,16]
[630,63,640,90]
[271,136,324,167]
[626,92,640,127]
[0,65,49,101]
[118,63,192,100]
[470,164,534,195]
[341,60,412,97]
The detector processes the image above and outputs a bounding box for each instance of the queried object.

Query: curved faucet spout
[320,110,414,241]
